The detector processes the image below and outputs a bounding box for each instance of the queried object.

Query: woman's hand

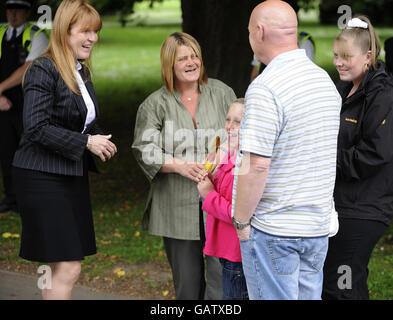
[87,134,117,162]
[0,95,12,111]
[176,162,207,183]
[197,175,214,199]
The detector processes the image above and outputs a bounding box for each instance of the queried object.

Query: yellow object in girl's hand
[205,161,213,171]
[204,136,220,172]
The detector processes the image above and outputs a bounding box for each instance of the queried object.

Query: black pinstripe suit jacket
[13,55,103,176]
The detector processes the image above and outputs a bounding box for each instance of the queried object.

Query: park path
[0,269,135,300]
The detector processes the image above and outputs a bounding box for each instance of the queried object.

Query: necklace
[181,90,198,102]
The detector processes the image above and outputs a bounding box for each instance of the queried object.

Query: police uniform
[0,0,48,212]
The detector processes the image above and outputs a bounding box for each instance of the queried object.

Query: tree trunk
[181,0,261,97]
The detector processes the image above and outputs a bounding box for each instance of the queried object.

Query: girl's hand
[88,134,117,162]
[197,175,214,199]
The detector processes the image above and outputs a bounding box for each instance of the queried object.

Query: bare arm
[0,61,32,95]
[233,152,271,239]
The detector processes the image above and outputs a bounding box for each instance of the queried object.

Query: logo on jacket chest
[345,117,358,124]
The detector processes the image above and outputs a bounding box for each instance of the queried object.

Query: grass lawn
[1,2,393,299]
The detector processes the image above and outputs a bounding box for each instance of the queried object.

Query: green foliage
[29,0,164,27]
[0,0,172,28]
[36,0,62,8]
[297,0,319,12]
[319,0,393,25]
[1,5,393,297]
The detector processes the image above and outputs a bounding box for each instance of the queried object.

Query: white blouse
[75,62,96,133]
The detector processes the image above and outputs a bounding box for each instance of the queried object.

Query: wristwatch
[232,217,251,230]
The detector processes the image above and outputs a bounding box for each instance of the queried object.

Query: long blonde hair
[43,0,102,94]
[160,32,208,94]
[335,15,381,70]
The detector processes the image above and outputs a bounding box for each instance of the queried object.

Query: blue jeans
[219,258,249,300]
[240,227,328,300]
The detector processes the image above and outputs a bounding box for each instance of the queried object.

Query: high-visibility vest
[0,23,45,60]
[298,31,315,48]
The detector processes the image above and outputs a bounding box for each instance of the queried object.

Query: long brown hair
[42,0,102,94]
[160,32,208,94]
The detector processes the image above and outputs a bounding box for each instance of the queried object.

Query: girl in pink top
[198,99,248,300]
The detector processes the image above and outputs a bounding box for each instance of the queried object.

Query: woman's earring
[364,63,370,72]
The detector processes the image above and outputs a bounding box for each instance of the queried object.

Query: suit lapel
[73,93,88,124]
[85,80,99,117]
[74,67,100,134]
[73,67,99,123]
[83,81,100,133]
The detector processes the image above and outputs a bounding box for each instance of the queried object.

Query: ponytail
[356,15,380,70]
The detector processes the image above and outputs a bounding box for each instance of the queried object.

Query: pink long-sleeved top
[201,151,242,262]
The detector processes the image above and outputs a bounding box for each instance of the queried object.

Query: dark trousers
[219,258,249,300]
[322,218,388,300]
[162,206,223,300]
[0,110,22,205]
[163,237,222,300]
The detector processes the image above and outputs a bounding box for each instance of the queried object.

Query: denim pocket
[267,238,301,275]
[311,243,328,272]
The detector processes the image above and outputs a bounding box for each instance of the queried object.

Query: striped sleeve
[239,82,282,158]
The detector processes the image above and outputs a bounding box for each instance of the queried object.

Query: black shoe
[0,202,18,213]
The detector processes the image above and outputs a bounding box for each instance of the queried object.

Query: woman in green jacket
[132,32,236,300]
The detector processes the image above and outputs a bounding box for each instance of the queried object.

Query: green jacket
[132,78,236,240]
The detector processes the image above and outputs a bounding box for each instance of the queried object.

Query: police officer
[0,0,48,213]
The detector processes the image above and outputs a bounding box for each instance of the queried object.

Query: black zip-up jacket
[334,62,393,226]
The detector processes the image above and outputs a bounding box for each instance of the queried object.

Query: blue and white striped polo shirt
[233,49,341,237]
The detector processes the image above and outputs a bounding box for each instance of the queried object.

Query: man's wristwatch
[232,217,251,230]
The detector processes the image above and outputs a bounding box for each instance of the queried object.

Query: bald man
[232,1,341,300]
